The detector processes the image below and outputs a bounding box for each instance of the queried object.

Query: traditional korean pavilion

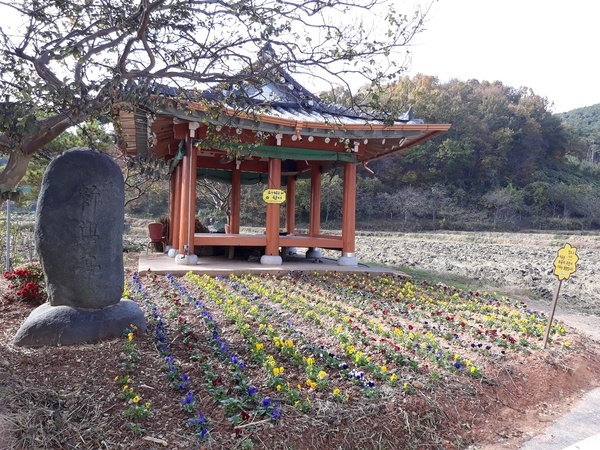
[117,56,450,266]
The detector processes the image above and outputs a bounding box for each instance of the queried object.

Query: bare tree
[0,0,429,189]
[197,179,232,222]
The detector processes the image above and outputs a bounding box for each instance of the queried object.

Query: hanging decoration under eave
[169,140,186,174]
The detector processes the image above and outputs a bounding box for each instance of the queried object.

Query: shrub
[2,262,47,306]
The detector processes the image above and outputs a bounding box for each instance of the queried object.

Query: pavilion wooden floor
[137,251,402,277]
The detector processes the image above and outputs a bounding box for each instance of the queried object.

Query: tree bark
[0,151,33,189]
[0,109,87,189]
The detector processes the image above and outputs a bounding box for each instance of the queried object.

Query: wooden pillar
[340,161,357,264]
[178,137,197,254]
[168,170,178,246]
[309,163,321,237]
[264,158,281,257]
[171,164,182,250]
[231,164,242,234]
[178,148,190,253]
[285,175,296,234]
[187,142,198,251]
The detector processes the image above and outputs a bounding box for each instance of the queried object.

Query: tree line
[127,75,600,232]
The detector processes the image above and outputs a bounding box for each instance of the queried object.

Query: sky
[1,0,598,114]
[404,0,600,113]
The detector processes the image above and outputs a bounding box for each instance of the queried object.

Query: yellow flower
[318,371,327,380]
[306,357,315,366]
[127,333,134,341]
[276,384,282,391]
[564,341,572,348]
[306,379,317,389]
[145,402,151,408]
[114,375,119,381]
[132,395,140,403]
[255,342,264,351]
[333,388,341,396]
[390,373,397,382]
[381,365,387,373]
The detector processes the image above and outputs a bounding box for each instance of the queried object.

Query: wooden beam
[178,137,194,253]
[286,176,296,234]
[231,165,241,234]
[187,142,198,250]
[342,162,357,255]
[309,163,321,237]
[171,164,182,250]
[264,158,282,256]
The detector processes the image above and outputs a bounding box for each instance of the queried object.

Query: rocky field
[352,230,600,317]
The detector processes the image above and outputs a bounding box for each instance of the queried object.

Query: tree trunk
[0,151,33,190]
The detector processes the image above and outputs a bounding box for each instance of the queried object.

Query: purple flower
[247,386,258,396]
[262,397,271,407]
[193,412,205,425]
[181,391,194,405]
[272,407,281,420]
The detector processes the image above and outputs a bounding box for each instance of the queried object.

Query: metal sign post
[543,243,579,349]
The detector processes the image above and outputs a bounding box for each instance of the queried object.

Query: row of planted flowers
[118,269,570,441]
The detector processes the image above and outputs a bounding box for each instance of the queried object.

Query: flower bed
[122,269,571,445]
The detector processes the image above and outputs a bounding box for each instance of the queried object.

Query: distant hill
[558,104,600,143]
[557,104,600,162]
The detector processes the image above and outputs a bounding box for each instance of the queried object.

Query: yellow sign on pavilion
[262,189,286,204]
[553,243,579,281]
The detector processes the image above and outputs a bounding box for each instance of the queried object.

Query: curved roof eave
[159,104,451,141]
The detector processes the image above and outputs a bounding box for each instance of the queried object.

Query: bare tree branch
[0,0,430,188]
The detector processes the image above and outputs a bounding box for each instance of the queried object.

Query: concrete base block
[337,256,358,266]
[12,299,147,347]
[260,254,283,265]
[305,248,323,259]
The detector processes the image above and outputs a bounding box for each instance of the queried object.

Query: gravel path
[353,231,600,320]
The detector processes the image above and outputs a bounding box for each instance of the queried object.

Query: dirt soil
[1,232,600,450]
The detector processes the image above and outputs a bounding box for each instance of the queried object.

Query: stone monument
[13,148,146,347]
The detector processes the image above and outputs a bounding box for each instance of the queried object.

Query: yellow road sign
[553,243,579,281]
[262,189,286,204]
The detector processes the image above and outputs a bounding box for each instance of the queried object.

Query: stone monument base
[12,299,147,347]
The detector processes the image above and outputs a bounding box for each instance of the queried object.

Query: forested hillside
[125,76,600,232]
[559,104,600,163]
